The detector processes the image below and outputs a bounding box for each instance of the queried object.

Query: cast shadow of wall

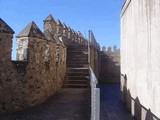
[121,74,160,120]
[100,51,120,83]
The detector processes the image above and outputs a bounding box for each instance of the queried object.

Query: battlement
[43,14,88,46]
[0,14,101,113]
[100,45,120,83]
[102,45,120,53]
[0,14,90,113]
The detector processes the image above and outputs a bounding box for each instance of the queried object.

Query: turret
[16,21,46,61]
[0,18,14,62]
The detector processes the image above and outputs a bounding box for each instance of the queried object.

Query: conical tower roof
[0,18,14,34]
[44,14,55,22]
[16,21,46,39]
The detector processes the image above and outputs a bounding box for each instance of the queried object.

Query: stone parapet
[0,15,100,113]
[0,18,66,113]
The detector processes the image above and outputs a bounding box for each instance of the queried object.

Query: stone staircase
[63,46,89,88]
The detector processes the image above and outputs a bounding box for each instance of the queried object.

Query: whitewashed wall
[121,0,160,119]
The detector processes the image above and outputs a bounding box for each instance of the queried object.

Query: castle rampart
[0,13,101,113]
[0,14,91,112]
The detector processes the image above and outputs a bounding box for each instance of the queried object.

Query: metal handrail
[89,66,100,120]
[88,30,100,120]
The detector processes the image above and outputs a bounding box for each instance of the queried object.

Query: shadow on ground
[99,83,135,120]
[0,88,90,120]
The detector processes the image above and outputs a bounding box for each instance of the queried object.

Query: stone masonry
[0,14,89,113]
[100,46,120,83]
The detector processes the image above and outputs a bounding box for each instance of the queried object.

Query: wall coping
[120,0,132,18]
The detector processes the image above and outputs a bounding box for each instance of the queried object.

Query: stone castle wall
[0,14,90,113]
[0,14,96,113]
[0,19,66,113]
[100,46,120,83]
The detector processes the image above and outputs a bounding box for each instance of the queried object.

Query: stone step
[67,54,88,57]
[63,83,88,88]
[67,64,88,68]
[67,55,88,58]
[67,61,88,64]
[67,76,89,80]
[67,58,88,61]
[67,62,88,65]
[66,72,89,76]
[67,46,88,49]
[67,68,89,72]
[67,51,87,54]
[64,80,88,84]
[65,46,89,88]
[67,49,88,52]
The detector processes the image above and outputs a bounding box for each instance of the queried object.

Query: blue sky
[0,0,123,59]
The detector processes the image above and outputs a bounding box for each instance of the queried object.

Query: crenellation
[67,26,71,39]
[0,18,14,34]
[107,46,112,52]
[62,23,68,38]
[0,18,14,62]
[0,15,90,113]
[102,46,106,52]
[43,14,57,36]
[16,37,28,61]
[55,19,63,35]
[77,31,81,43]
[43,29,55,42]
[0,17,66,113]
[71,29,75,41]
[113,45,117,51]
[100,46,120,83]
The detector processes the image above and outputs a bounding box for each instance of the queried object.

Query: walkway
[99,83,135,120]
[0,88,90,120]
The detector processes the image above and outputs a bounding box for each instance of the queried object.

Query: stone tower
[0,18,14,62]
